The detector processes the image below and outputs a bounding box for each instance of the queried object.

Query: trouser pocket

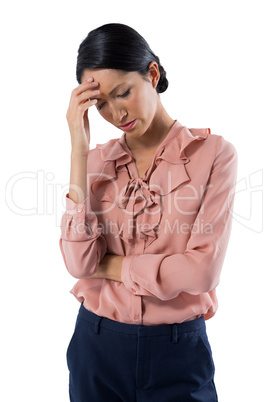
[196,327,216,374]
[66,318,85,372]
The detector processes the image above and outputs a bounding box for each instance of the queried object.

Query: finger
[76,98,98,115]
[72,79,99,97]
[77,89,100,104]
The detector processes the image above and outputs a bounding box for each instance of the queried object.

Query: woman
[59,23,237,402]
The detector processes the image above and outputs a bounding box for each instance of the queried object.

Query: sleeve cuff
[65,193,89,215]
[60,193,102,241]
[121,254,139,294]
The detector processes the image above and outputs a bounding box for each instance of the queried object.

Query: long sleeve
[121,136,238,301]
[59,193,107,279]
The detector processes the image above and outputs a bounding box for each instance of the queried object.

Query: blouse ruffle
[90,121,210,247]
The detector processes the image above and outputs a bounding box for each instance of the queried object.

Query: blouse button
[77,208,82,213]
[134,314,139,320]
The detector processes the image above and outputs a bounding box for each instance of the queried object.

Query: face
[81,64,160,138]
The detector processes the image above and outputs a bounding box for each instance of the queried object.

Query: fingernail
[87,77,93,82]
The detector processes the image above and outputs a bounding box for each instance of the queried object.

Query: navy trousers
[67,303,218,402]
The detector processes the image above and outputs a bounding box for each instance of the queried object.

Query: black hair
[76,23,168,94]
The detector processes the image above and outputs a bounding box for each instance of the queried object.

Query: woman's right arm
[69,152,88,204]
[59,77,108,279]
[67,76,99,203]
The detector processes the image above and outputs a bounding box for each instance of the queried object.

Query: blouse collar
[96,120,210,166]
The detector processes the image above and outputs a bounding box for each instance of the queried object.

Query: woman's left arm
[118,136,238,300]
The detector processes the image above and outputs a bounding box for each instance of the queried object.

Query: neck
[125,100,175,151]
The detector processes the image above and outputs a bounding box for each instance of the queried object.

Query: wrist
[106,255,123,282]
[71,150,89,159]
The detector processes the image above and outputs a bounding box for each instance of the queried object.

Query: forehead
[81,68,139,85]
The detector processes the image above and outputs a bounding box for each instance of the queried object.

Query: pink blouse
[59,120,238,325]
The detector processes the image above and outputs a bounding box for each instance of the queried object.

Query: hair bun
[154,56,168,93]
[157,64,168,93]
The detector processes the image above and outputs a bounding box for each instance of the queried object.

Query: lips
[120,119,136,130]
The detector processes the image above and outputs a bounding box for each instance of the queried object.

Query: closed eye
[118,89,131,98]
[97,89,131,111]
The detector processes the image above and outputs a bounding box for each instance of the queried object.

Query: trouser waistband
[77,302,206,343]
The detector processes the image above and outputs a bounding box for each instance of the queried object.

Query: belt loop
[94,316,103,334]
[171,324,179,344]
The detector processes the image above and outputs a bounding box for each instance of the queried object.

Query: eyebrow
[94,82,126,100]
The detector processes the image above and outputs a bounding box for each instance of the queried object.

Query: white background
[1,0,267,400]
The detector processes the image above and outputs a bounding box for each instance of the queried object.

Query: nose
[110,103,127,123]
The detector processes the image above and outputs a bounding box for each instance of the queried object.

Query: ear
[147,61,160,90]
